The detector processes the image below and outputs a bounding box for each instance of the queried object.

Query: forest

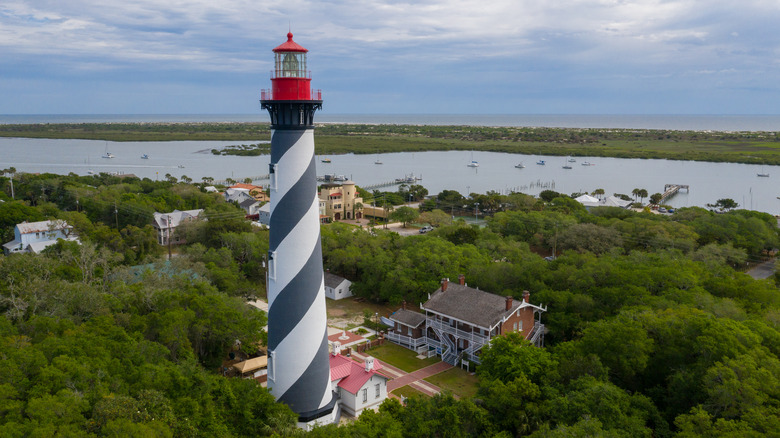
[1,171,779,437]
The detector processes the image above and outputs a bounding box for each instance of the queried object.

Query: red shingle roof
[329,354,386,395]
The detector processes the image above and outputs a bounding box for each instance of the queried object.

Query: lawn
[424,367,480,400]
[363,343,439,373]
[391,385,426,399]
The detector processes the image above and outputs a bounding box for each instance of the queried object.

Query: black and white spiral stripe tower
[260,33,337,427]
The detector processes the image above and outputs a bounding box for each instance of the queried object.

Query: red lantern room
[263,32,321,101]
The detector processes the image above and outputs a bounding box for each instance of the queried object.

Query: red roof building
[329,351,389,417]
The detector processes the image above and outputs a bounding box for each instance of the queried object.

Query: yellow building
[319,181,363,221]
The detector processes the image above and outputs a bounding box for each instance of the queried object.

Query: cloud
[1,0,779,113]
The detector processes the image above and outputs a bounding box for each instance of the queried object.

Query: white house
[575,194,632,209]
[329,346,389,417]
[152,209,204,246]
[258,203,271,226]
[324,272,352,300]
[224,187,254,204]
[2,219,79,255]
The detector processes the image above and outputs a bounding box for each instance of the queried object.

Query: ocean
[2,114,780,131]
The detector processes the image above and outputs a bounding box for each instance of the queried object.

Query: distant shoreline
[2,113,780,131]
[1,121,779,166]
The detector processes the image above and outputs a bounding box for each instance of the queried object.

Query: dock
[212,174,269,185]
[660,184,689,203]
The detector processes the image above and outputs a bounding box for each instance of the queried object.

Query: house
[319,181,363,221]
[387,302,427,350]
[386,275,546,366]
[229,183,269,202]
[575,194,632,209]
[329,344,389,417]
[224,187,254,204]
[258,202,271,226]
[225,184,268,206]
[239,198,263,218]
[2,219,79,255]
[152,209,204,246]
[324,271,352,300]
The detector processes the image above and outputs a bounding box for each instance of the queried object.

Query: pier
[212,174,270,185]
[362,181,400,190]
[660,184,689,203]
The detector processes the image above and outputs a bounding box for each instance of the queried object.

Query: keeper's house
[387,275,546,366]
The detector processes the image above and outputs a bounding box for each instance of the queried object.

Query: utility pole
[114,203,119,229]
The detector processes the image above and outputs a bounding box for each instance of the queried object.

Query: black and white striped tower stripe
[261,99,336,422]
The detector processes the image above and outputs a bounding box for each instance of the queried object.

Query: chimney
[402,300,407,310]
[364,356,375,372]
[441,278,448,292]
[458,274,465,285]
[332,341,341,356]
[505,296,513,311]
[523,290,530,303]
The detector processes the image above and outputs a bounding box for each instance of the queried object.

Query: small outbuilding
[324,271,352,300]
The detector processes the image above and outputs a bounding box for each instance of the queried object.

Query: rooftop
[423,283,521,329]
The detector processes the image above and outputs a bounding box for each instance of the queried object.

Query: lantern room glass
[275,52,307,78]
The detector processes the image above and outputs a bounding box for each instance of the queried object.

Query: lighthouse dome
[272,32,308,53]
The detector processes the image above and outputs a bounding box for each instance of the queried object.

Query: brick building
[387,275,546,366]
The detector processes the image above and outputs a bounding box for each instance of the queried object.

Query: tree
[632,188,640,200]
[706,198,739,212]
[649,193,663,205]
[418,209,451,227]
[592,188,605,199]
[637,189,648,203]
[389,206,419,227]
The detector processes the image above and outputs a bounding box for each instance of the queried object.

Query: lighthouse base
[295,394,340,430]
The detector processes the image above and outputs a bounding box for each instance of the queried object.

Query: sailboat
[141,154,149,159]
[562,157,573,169]
[102,141,115,159]
[467,151,479,167]
[374,155,383,165]
[757,164,769,177]
[515,162,525,168]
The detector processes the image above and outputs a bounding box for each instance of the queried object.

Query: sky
[1,0,779,115]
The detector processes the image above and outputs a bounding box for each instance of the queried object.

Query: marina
[1,137,778,214]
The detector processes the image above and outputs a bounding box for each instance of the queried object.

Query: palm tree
[631,188,640,200]
[638,189,648,204]
[592,188,605,199]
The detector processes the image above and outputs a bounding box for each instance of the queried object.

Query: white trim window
[375,383,380,398]
[362,388,368,403]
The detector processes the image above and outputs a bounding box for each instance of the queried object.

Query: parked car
[419,225,434,234]
[658,207,667,213]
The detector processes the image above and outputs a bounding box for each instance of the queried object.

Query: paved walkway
[351,351,453,397]
[747,259,777,280]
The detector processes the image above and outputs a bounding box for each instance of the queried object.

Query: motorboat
[321,157,331,163]
[141,154,149,159]
[536,160,545,165]
[581,161,594,166]
[102,152,115,159]
[467,160,479,167]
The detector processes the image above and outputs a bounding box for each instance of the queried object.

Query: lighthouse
[260,33,338,427]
